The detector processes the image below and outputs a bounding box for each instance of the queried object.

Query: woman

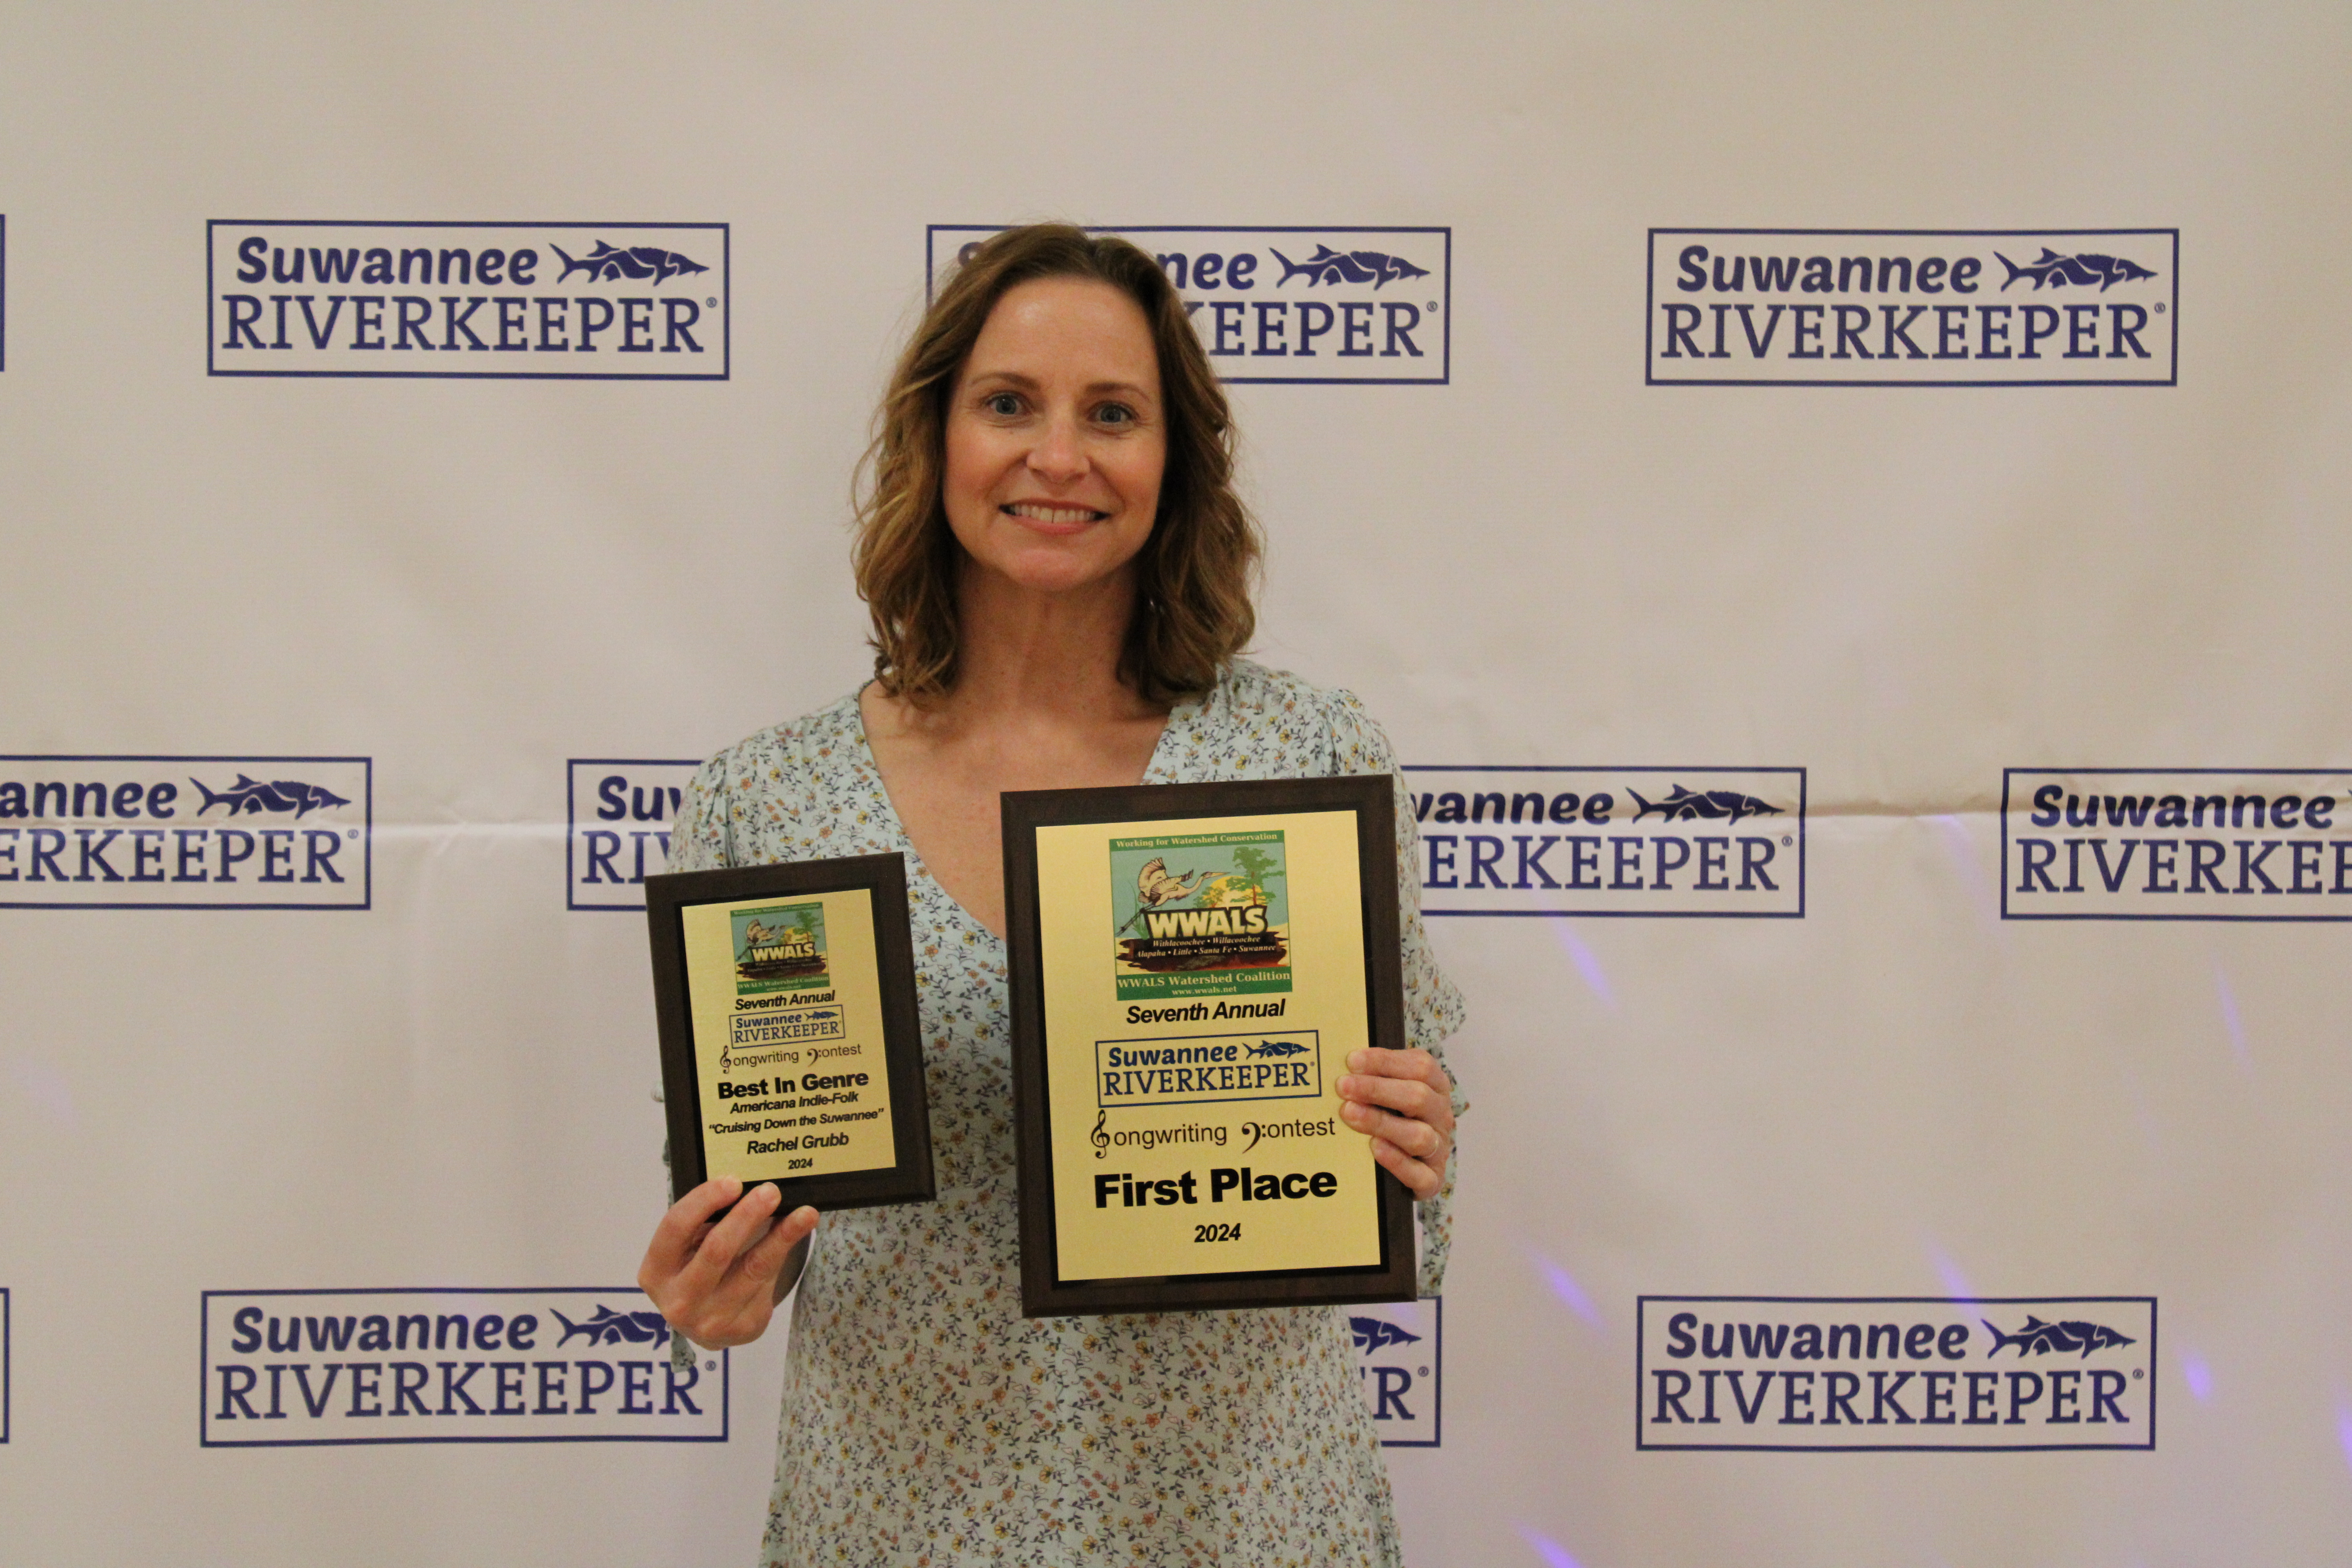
[640,224,1465,1567]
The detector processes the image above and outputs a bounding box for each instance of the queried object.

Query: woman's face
[941,276,1167,600]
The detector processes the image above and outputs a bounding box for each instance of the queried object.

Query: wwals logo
[1406,766,1805,917]
[2003,769,2352,920]
[1648,229,2176,386]
[209,223,728,379]
[0,755,369,909]
[1637,1296,2155,1451]
[567,759,697,910]
[201,1288,724,1446]
[1352,1298,1441,1448]
[929,226,1449,385]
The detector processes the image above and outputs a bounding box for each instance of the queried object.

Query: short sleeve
[666,751,737,875]
[1322,688,1468,1298]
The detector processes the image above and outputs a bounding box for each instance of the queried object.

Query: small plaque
[646,853,933,1210]
[1004,776,1415,1316]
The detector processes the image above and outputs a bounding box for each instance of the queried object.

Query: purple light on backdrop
[2180,1351,2213,1403]
[1526,1247,1602,1327]
[1548,918,1617,1011]
[1929,813,2000,927]
[1923,1238,1977,1305]
[2214,962,2252,1072]
[2336,1403,2352,1474]
[1516,1527,1585,1568]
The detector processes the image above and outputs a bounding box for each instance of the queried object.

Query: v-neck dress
[665,660,1466,1568]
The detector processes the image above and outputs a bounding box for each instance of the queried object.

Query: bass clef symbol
[1092,1109,1110,1159]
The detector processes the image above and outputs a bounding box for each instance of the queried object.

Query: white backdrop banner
[4,4,2352,1566]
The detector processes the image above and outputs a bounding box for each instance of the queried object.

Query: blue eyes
[976,392,1138,427]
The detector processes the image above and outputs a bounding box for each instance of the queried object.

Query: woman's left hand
[1335,1048,1455,1200]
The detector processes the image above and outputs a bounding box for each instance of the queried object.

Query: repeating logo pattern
[201,1288,725,1446]
[2003,769,2352,920]
[567,759,697,910]
[928,226,1450,384]
[1648,229,2177,386]
[0,756,369,910]
[1637,1296,2156,1451]
[208,223,729,379]
[1406,766,1805,917]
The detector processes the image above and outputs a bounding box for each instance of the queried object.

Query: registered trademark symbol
[705,1359,717,1371]
[2133,1368,2144,1379]
[1426,301,1438,313]
[1781,835,1792,846]
[706,297,717,308]
[1418,1365,1429,1376]
[2154,303,2165,313]
[347,829,359,839]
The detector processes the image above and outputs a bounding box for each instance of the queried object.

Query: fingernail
[1347,1050,1369,1070]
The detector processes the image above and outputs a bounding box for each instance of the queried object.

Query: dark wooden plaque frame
[646,853,933,1212]
[1003,775,1413,1317]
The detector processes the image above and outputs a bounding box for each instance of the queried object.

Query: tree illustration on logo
[1225,844,1282,906]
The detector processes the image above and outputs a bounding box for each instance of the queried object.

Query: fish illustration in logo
[1982,1316,2137,1358]
[551,241,708,285]
[1349,1316,1423,1354]
[552,1304,674,1348]
[1270,244,1431,289]
[1994,248,2158,292]
[1244,1040,1310,1059]
[1627,786,1782,825]
[191,775,350,818]
[804,1009,838,1021]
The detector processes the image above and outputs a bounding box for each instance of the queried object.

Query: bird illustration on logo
[1118,856,1207,935]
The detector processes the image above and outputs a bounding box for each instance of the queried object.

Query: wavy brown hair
[851,224,1261,705]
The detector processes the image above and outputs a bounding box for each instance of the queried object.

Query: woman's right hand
[638,1178,821,1349]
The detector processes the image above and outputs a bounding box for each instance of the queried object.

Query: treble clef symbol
[1092,1109,1110,1159]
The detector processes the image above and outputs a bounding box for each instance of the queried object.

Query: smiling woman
[637,224,1466,1568]
[854,227,1260,706]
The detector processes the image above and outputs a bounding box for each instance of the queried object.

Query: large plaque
[1003,775,1415,1316]
[646,853,933,1211]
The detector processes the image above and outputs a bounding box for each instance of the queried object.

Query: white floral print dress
[666,660,1466,1568]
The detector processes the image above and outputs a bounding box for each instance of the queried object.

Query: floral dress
[666,660,1466,1568]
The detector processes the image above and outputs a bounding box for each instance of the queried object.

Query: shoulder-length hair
[851,223,1261,705]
